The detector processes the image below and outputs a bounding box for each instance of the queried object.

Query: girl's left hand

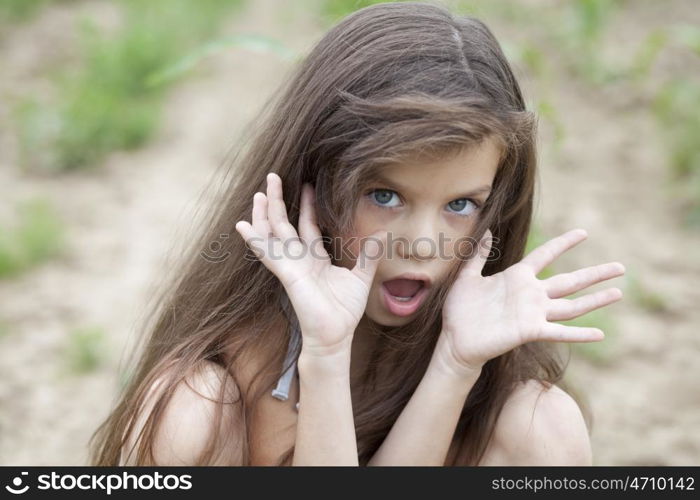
[438,228,625,375]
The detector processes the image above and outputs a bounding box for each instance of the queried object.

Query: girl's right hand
[234,173,386,358]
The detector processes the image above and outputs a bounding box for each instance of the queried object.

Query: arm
[480,380,593,466]
[367,334,482,466]
[368,228,621,466]
[293,343,358,466]
[234,175,385,465]
[120,361,244,466]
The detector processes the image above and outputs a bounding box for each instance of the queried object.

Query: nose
[393,213,439,260]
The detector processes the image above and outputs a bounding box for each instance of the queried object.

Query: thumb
[463,228,493,278]
[351,230,387,287]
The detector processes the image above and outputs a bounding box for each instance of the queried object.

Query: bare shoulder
[120,359,244,466]
[479,379,593,466]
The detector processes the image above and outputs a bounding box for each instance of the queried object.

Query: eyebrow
[372,173,492,199]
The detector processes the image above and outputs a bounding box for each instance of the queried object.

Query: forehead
[375,137,502,194]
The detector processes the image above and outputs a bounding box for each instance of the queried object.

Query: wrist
[298,344,352,379]
[432,333,484,382]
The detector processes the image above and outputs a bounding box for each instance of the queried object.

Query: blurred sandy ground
[0,0,698,465]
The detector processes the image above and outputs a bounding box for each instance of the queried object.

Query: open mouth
[380,278,430,317]
[382,278,425,301]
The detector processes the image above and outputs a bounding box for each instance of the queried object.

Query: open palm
[441,228,625,372]
[235,173,385,356]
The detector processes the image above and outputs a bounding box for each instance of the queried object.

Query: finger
[266,173,300,241]
[538,322,605,343]
[298,183,328,260]
[252,192,273,237]
[234,220,271,264]
[351,231,387,288]
[237,216,305,290]
[544,261,626,299]
[547,287,623,322]
[521,228,588,275]
[462,229,493,278]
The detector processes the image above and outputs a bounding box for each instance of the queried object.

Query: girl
[89,1,625,466]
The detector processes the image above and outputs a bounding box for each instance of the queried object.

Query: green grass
[0,0,56,24]
[535,99,566,152]
[0,318,9,339]
[671,23,700,56]
[0,198,65,279]
[474,0,626,85]
[524,224,557,280]
[629,24,700,82]
[653,78,700,176]
[564,307,617,366]
[15,0,244,171]
[628,28,669,81]
[551,0,625,84]
[64,325,108,374]
[623,267,668,314]
[318,0,401,23]
[652,78,700,227]
[145,33,298,88]
[570,0,616,43]
[526,223,619,365]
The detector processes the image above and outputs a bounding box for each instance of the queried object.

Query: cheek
[451,230,479,261]
[334,208,386,268]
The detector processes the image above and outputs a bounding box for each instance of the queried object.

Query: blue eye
[369,189,401,207]
[447,198,479,216]
[367,189,481,217]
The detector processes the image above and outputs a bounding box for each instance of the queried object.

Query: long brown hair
[89,1,590,466]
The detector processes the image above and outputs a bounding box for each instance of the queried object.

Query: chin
[366,310,413,327]
[364,290,417,327]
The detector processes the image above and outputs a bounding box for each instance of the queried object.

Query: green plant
[15,0,245,171]
[0,198,65,279]
[628,24,700,82]
[623,268,668,313]
[564,307,617,365]
[525,224,618,365]
[0,318,9,339]
[0,0,53,24]
[319,0,400,23]
[556,0,623,84]
[536,99,566,152]
[629,28,669,81]
[64,326,108,374]
[653,78,700,227]
[571,0,615,43]
[524,224,557,280]
[672,23,700,56]
[145,34,298,88]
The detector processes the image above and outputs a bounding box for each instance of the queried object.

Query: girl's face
[336,137,502,327]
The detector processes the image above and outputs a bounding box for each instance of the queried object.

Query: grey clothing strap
[271,293,301,410]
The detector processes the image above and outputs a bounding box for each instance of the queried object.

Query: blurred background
[0,0,698,465]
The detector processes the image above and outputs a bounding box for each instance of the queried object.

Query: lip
[380,282,429,317]
[382,272,433,289]
[379,272,432,317]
